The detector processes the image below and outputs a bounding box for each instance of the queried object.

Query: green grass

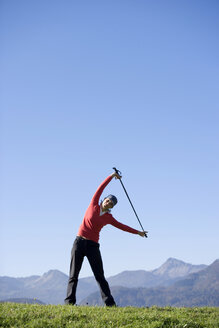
[0,303,218,328]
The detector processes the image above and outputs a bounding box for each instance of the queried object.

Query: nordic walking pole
[113,167,148,238]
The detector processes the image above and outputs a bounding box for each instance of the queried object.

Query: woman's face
[101,198,114,211]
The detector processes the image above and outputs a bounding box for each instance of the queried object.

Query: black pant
[65,236,116,306]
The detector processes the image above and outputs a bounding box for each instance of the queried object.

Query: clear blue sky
[0,0,218,278]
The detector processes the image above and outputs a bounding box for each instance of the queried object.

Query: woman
[65,171,147,306]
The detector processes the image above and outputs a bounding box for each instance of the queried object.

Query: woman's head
[101,195,118,211]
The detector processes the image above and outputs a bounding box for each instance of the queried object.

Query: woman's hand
[111,172,122,179]
[138,231,148,237]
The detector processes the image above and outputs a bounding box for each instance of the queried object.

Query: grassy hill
[0,303,218,328]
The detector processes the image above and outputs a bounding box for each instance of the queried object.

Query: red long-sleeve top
[77,175,139,243]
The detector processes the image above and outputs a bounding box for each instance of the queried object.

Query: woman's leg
[86,241,116,306]
[65,237,85,305]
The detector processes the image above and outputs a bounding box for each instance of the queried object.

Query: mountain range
[1,258,217,307]
[0,298,45,305]
[81,259,219,307]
